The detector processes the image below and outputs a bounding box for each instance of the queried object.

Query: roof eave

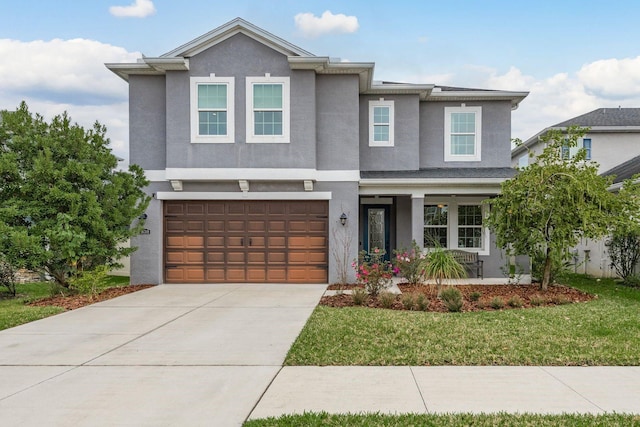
[105,58,189,81]
[428,90,529,110]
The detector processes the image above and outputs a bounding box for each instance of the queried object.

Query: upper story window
[444,106,482,162]
[562,138,591,160]
[518,154,529,168]
[246,75,290,143]
[190,75,235,143]
[369,99,394,147]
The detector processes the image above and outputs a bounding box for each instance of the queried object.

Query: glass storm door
[363,205,390,260]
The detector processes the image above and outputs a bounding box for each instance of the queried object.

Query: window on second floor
[444,106,482,162]
[190,76,235,143]
[246,76,290,143]
[562,138,591,160]
[518,154,529,168]
[369,99,395,147]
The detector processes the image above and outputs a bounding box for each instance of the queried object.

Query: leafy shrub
[507,295,524,308]
[424,248,467,288]
[354,248,393,296]
[378,291,396,309]
[623,274,640,288]
[529,294,546,306]
[551,295,571,305]
[68,265,110,300]
[401,293,415,310]
[415,293,430,311]
[606,232,640,282]
[351,288,368,306]
[476,299,486,309]
[490,296,505,309]
[438,286,463,312]
[469,291,482,301]
[393,240,426,284]
[0,258,17,296]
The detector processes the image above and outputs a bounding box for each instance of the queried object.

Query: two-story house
[107,18,528,285]
[511,108,640,277]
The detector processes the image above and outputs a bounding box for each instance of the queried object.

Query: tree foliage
[486,127,616,290]
[0,102,150,287]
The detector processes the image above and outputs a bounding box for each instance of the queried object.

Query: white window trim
[190,76,235,144]
[246,75,290,143]
[444,106,482,162]
[423,199,490,255]
[368,99,395,147]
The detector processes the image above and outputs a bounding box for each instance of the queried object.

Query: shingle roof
[601,155,640,184]
[553,108,640,127]
[360,168,517,179]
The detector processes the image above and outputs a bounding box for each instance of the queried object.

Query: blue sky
[2,0,640,164]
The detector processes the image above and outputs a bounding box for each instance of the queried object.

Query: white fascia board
[428,90,529,110]
[156,191,332,200]
[143,57,190,71]
[149,168,359,182]
[104,63,162,81]
[359,178,507,186]
[359,185,502,196]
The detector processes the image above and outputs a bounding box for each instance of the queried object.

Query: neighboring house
[511,108,640,277]
[107,18,529,285]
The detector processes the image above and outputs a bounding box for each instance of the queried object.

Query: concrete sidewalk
[250,366,640,419]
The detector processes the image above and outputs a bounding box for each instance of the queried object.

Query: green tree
[486,127,615,290]
[0,102,150,287]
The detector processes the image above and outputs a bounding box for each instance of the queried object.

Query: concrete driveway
[0,283,326,427]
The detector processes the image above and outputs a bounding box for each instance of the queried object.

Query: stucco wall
[420,101,512,168]
[316,74,360,170]
[359,95,420,171]
[129,75,166,170]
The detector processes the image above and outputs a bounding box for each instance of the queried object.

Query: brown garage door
[164,200,328,283]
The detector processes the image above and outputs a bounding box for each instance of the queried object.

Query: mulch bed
[321,283,596,312]
[28,285,155,311]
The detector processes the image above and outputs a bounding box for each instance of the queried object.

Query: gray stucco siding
[161,33,316,169]
[316,75,360,171]
[129,75,166,170]
[359,95,420,171]
[420,101,512,168]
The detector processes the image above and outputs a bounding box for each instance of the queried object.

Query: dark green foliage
[0,257,17,296]
[487,127,618,290]
[606,232,640,282]
[0,103,150,286]
[438,286,463,312]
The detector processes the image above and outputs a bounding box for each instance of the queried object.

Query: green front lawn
[244,412,640,426]
[285,275,640,366]
[0,276,131,331]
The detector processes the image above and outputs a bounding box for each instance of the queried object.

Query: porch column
[411,195,424,250]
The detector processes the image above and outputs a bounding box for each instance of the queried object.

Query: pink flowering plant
[393,240,427,285]
[353,247,393,296]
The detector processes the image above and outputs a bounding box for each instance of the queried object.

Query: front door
[363,205,390,260]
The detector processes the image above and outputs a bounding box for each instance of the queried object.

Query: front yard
[285,275,640,366]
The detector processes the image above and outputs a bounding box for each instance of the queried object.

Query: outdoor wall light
[340,212,348,226]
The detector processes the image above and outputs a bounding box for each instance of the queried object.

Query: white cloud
[0,38,139,165]
[109,0,156,18]
[577,56,640,99]
[294,11,359,38]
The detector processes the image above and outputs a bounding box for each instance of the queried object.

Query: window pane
[198,84,227,109]
[254,111,283,135]
[424,205,448,226]
[424,227,447,247]
[458,227,482,248]
[373,106,389,124]
[583,138,591,160]
[451,135,476,155]
[198,111,227,135]
[374,125,389,142]
[451,112,475,133]
[254,84,282,109]
[458,205,482,225]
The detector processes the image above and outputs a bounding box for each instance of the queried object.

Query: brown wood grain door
[164,200,328,283]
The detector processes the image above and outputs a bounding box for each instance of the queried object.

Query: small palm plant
[424,247,467,290]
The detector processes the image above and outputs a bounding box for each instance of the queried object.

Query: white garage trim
[155,191,332,200]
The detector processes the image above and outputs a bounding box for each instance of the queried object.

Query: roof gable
[553,108,640,127]
[161,17,314,58]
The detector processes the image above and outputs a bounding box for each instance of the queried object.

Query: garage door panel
[268,221,285,232]
[165,200,327,283]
